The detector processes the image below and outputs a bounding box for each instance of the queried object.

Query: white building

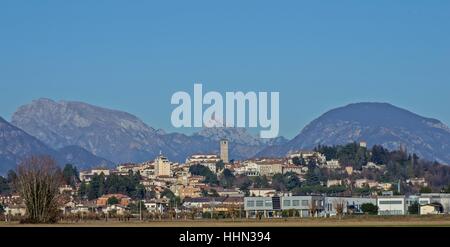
[288,151,326,165]
[186,154,221,164]
[406,177,428,187]
[186,154,221,173]
[144,201,165,213]
[116,164,141,173]
[242,162,259,176]
[282,165,308,175]
[324,197,376,216]
[79,168,111,182]
[242,159,283,177]
[323,159,340,169]
[3,205,26,216]
[363,162,385,170]
[249,188,277,197]
[377,196,406,216]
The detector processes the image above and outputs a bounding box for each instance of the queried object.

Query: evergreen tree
[62,164,79,186]
[79,181,88,199]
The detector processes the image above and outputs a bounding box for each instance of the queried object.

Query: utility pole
[211,198,215,219]
[240,204,242,219]
[175,198,178,220]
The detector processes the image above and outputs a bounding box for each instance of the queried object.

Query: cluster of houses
[1,140,447,219]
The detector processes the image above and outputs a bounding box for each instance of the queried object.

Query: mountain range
[259,102,450,164]
[7,98,285,168]
[0,116,113,174]
[1,99,450,174]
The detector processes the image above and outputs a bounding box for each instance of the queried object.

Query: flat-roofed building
[248,188,276,197]
[186,154,221,173]
[324,197,376,216]
[176,185,202,199]
[420,203,443,215]
[244,195,324,218]
[79,168,111,182]
[377,196,406,216]
[288,151,326,165]
[419,193,450,214]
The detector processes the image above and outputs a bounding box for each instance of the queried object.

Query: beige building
[176,185,202,199]
[378,183,393,191]
[420,204,441,215]
[355,179,379,189]
[327,179,343,188]
[258,164,282,176]
[242,159,283,177]
[155,154,172,177]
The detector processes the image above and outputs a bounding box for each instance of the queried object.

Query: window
[256,200,264,207]
[379,200,403,205]
[293,200,300,206]
[301,200,309,206]
[379,210,403,215]
[283,200,291,207]
[265,200,273,207]
[247,201,254,207]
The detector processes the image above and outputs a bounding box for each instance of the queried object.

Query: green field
[2,216,450,227]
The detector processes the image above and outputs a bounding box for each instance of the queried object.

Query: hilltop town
[1,139,450,222]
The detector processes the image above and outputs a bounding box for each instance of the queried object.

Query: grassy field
[2,216,450,227]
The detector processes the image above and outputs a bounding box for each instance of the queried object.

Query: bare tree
[15,156,62,223]
[333,198,346,219]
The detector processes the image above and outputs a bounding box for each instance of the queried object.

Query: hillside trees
[81,171,144,200]
[189,164,219,185]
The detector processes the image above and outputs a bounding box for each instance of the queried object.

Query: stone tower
[220,139,229,163]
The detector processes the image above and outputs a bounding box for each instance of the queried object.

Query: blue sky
[0,1,449,138]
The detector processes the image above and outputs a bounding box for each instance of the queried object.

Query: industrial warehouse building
[244,193,450,218]
[244,195,324,218]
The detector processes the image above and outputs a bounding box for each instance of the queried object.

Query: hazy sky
[0,1,449,138]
